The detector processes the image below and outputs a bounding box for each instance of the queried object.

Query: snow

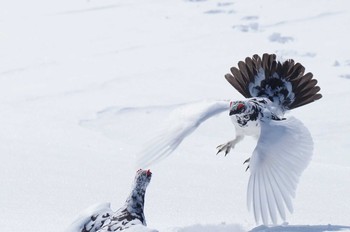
[1,0,350,231]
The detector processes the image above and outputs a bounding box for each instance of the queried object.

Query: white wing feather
[66,202,113,232]
[247,117,313,225]
[137,100,230,168]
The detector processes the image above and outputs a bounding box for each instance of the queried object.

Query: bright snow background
[1,0,350,231]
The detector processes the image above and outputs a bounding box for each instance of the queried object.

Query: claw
[216,143,231,156]
[243,158,250,164]
[216,144,223,155]
[224,147,230,156]
[243,158,250,171]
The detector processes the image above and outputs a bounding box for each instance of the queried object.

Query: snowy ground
[1,0,350,231]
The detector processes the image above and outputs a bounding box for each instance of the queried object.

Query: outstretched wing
[137,100,230,168]
[247,117,313,225]
[66,202,113,232]
[225,53,322,111]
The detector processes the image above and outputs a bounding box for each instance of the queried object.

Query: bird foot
[216,142,233,156]
[243,158,250,171]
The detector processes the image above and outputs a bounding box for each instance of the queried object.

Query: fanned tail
[225,53,322,111]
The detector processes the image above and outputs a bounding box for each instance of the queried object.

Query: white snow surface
[1,0,350,231]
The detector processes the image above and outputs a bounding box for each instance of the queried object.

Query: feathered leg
[216,135,244,156]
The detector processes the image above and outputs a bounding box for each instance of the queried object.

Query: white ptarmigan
[66,169,158,232]
[138,54,322,225]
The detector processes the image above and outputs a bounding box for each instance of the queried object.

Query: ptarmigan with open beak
[138,53,322,225]
[66,169,157,232]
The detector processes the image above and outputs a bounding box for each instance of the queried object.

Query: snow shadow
[172,224,350,232]
[174,224,245,232]
[250,224,350,232]
[268,33,294,44]
[340,74,350,79]
[232,23,259,32]
[173,223,245,232]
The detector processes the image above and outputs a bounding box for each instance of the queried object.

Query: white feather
[137,100,230,168]
[247,117,313,225]
[66,202,113,232]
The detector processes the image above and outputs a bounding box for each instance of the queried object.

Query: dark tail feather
[225,53,322,110]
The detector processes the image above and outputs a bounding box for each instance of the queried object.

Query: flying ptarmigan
[138,53,322,225]
[66,169,157,232]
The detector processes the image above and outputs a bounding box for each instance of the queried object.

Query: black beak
[229,110,237,116]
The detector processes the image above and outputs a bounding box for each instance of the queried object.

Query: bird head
[134,169,152,191]
[229,101,247,116]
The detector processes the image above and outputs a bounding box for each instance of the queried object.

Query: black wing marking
[65,203,113,232]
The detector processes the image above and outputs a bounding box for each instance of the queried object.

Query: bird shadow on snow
[172,224,350,232]
[250,224,350,232]
[173,223,245,232]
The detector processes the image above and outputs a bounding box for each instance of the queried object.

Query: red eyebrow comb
[237,103,245,110]
[146,169,152,176]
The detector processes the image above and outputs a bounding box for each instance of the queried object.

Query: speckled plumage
[219,54,322,225]
[66,169,157,232]
[225,53,322,111]
[138,53,322,226]
[217,54,321,157]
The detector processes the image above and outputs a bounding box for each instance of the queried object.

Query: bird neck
[249,97,284,120]
[124,184,146,217]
